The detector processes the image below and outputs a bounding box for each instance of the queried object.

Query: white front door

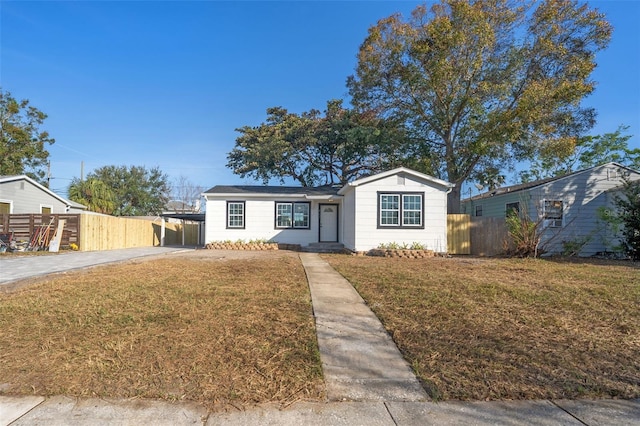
[319,204,338,242]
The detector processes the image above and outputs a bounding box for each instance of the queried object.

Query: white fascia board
[338,167,454,195]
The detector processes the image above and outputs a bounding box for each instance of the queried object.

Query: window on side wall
[475,205,483,217]
[506,202,520,217]
[378,192,424,228]
[227,201,245,229]
[275,202,310,229]
[543,200,563,227]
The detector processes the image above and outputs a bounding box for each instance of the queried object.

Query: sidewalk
[1,251,638,425]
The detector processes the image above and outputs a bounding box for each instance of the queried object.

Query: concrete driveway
[0,246,188,290]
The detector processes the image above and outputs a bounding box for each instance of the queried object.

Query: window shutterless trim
[377,192,425,229]
[226,201,245,229]
[542,199,563,228]
[274,201,311,229]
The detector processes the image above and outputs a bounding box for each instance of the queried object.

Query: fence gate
[447,214,471,254]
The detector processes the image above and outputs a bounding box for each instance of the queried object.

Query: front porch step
[302,243,345,253]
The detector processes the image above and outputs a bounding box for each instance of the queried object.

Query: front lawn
[0,253,324,410]
[324,255,640,401]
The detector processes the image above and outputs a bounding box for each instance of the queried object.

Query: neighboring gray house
[0,175,87,214]
[461,162,640,256]
[203,167,454,253]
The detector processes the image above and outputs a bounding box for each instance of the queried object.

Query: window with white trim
[543,200,563,227]
[380,194,400,226]
[226,201,245,229]
[275,202,310,229]
[378,192,424,228]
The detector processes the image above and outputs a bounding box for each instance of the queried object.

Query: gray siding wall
[463,164,640,256]
[0,180,69,214]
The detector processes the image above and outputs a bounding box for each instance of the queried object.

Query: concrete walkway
[299,252,427,402]
[1,250,639,425]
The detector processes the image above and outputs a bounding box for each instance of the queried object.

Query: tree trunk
[447,185,461,214]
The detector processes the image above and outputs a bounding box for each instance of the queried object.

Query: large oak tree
[347,0,612,212]
[227,99,408,186]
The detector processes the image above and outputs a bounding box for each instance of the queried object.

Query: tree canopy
[347,0,612,212]
[82,165,171,216]
[0,90,55,184]
[227,99,408,186]
[68,177,117,214]
[520,125,640,182]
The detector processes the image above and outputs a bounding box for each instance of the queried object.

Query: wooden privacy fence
[447,214,471,254]
[0,214,80,248]
[0,214,199,251]
[446,214,511,256]
[80,215,200,251]
[470,217,509,256]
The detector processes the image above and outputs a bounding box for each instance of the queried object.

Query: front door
[319,204,338,242]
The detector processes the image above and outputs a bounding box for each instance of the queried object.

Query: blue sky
[2,1,639,197]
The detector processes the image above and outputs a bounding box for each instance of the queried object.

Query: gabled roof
[466,162,640,202]
[0,175,87,209]
[203,184,341,198]
[337,167,454,195]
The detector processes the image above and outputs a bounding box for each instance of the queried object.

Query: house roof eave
[337,167,454,195]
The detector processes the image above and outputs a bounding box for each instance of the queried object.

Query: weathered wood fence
[470,217,509,256]
[447,214,509,256]
[0,214,200,251]
[0,214,80,247]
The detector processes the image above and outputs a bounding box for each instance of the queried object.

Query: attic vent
[20,182,25,190]
[397,175,405,185]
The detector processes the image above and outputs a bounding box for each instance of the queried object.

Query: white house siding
[204,197,324,246]
[0,179,69,214]
[346,174,449,252]
[341,190,356,250]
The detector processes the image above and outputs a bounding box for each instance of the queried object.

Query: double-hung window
[227,201,245,229]
[543,200,563,228]
[380,194,400,226]
[275,202,310,229]
[378,192,424,228]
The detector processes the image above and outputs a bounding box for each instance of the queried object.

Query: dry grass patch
[0,254,324,410]
[324,255,640,401]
